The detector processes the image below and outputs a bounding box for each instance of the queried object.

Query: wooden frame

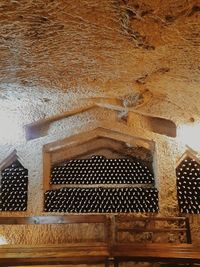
[0,215,110,266]
[113,215,192,244]
[25,99,176,140]
[43,127,155,192]
[111,215,198,267]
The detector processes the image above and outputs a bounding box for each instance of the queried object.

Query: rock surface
[0,0,199,248]
[0,0,199,127]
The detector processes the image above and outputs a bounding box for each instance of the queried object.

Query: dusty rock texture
[0,0,199,260]
[0,0,200,124]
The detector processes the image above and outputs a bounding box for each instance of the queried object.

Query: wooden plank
[0,243,108,249]
[0,258,109,266]
[0,215,110,267]
[113,216,195,266]
[43,127,153,153]
[25,96,176,141]
[97,101,177,138]
[0,244,109,266]
[112,244,200,260]
[114,216,192,245]
[0,215,108,224]
[43,152,51,192]
[25,104,95,140]
[127,112,177,138]
[115,216,187,222]
[117,227,188,233]
[185,217,192,243]
[51,136,126,163]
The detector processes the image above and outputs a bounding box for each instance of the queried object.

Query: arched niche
[176,148,200,214]
[0,150,28,211]
[43,127,158,213]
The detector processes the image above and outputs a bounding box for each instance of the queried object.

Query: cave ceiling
[0,0,200,130]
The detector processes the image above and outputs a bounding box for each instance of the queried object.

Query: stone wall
[0,109,199,250]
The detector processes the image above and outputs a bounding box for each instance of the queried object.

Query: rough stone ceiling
[0,0,200,130]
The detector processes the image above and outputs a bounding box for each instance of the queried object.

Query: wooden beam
[0,215,108,224]
[147,116,176,138]
[43,127,154,153]
[51,136,150,164]
[25,101,176,141]
[43,151,51,192]
[25,104,95,140]
[128,112,177,138]
[84,97,123,108]
[43,128,154,191]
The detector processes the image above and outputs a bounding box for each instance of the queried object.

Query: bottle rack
[0,160,28,211]
[176,156,200,214]
[45,155,158,213]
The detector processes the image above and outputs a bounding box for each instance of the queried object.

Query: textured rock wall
[0,0,199,264]
[0,0,200,126]
[0,110,199,248]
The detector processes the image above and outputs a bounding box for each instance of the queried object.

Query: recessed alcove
[0,150,28,211]
[43,127,158,213]
[176,149,200,214]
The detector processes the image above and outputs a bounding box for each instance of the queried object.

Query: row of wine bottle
[44,187,159,213]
